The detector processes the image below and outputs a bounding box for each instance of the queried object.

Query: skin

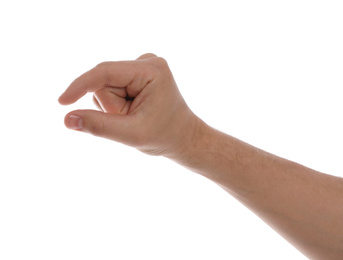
[59,53,343,260]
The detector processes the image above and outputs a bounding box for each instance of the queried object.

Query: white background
[0,1,342,259]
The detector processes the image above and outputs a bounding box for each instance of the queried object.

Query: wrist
[164,115,238,187]
[164,112,212,169]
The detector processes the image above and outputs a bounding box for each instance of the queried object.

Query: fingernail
[66,115,83,130]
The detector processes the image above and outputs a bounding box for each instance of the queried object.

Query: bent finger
[93,87,130,115]
[58,61,142,105]
[92,95,104,112]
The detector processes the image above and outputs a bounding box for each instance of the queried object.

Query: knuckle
[153,56,169,69]
[152,57,172,81]
[138,53,157,59]
[89,119,105,137]
[137,56,170,79]
[95,62,111,85]
[96,61,110,68]
[142,56,170,79]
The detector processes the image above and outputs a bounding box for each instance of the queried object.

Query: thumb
[64,110,138,146]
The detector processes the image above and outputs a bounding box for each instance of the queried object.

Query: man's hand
[58,53,201,157]
[59,53,343,259]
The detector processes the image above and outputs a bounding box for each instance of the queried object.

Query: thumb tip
[65,114,83,130]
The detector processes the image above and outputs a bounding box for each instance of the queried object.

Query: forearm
[168,119,343,260]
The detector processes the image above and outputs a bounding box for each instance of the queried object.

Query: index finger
[58,61,140,105]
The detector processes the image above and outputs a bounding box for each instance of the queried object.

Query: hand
[58,53,201,157]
